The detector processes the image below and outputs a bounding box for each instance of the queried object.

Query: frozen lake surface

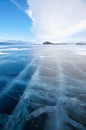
[0,44,86,130]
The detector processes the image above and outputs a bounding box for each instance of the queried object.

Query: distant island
[0,40,86,45]
[43,41,86,45]
[43,41,54,45]
[43,41,70,45]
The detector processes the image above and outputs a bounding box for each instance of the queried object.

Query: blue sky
[0,0,33,41]
[0,0,86,42]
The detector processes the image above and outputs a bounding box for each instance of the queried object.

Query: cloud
[10,0,23,11]
[26,8,33,19]
[26,0,86,42]
[10,0,33,22]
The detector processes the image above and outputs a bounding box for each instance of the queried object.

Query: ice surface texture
[0,45,86,130]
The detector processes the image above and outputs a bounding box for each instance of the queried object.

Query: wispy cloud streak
[10,0,33,20]
[10,0,24,12]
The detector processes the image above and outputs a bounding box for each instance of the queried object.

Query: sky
[0,0,86,42]
[0,0,33,41]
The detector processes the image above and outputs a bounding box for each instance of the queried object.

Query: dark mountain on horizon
[43,41,86,45]
[43,41,54,45]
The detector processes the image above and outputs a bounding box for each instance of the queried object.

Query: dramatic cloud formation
[26,0,86,42]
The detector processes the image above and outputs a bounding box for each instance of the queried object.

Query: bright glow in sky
[0,0,86,42]
[26,0,86,42]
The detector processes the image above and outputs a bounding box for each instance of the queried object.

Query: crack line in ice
[0,57,37,97]
[2,48,86,130]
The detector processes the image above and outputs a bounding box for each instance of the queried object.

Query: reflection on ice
[0,45,86,130]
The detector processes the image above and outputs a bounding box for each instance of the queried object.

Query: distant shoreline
[43,41,86,45]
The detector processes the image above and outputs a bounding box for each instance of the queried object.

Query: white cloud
[26,8,33,19]
[26,0,86,42]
